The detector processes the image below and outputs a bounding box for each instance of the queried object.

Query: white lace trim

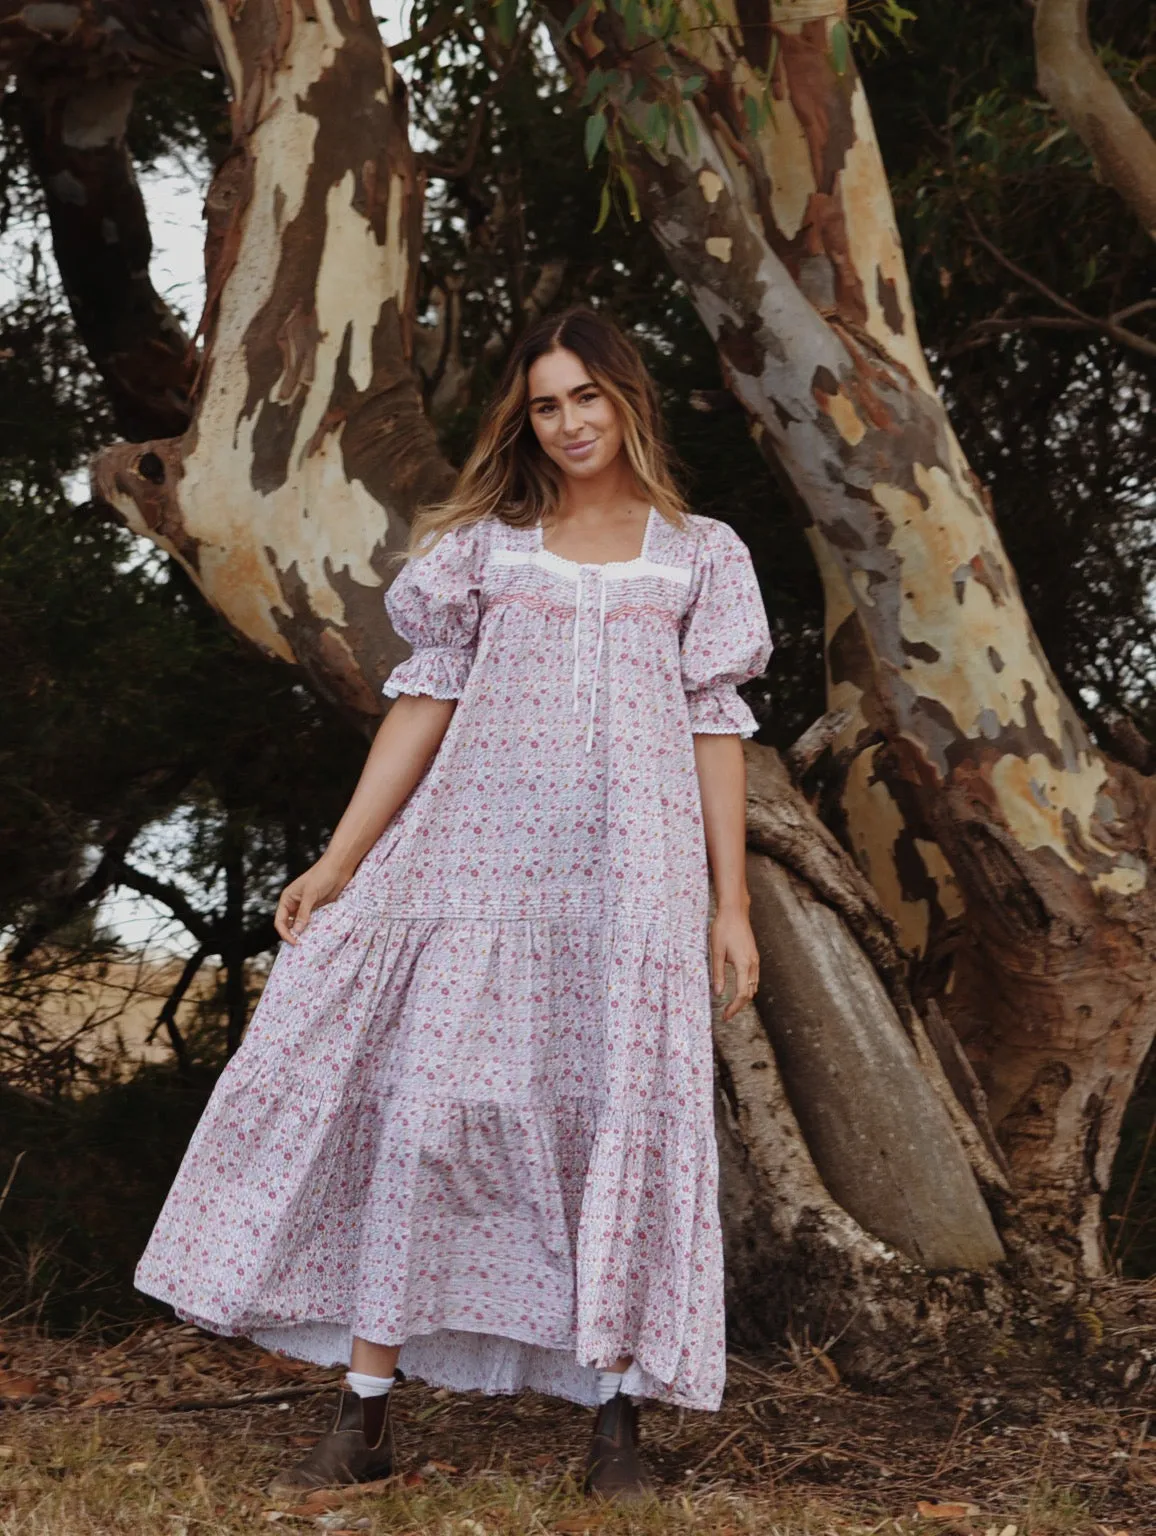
[485,547,691,587]
[485,518,693,754]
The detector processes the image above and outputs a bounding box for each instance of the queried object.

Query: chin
[559,452,613,478]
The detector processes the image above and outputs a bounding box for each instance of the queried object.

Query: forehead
[526,345,593,396]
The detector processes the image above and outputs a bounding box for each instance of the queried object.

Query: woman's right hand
[274,856,353,945]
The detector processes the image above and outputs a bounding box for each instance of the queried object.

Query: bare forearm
[693,733,749,912]
[324,695,456,878]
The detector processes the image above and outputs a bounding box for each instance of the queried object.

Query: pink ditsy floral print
[135,508,773,1412]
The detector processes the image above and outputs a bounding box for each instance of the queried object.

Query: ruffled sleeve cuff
[685,682,760,738]
[382,646,474,701]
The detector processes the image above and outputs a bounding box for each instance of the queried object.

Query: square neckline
[535,505,656,571]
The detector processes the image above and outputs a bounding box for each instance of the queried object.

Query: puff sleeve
[381,521,485,700]
[679,518,773,737]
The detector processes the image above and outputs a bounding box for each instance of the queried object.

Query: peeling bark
[1035,0,1156,243]
[89,1,454,727]
[546,0,1156,1284]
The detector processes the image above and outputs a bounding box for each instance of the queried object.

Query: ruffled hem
[135,1094,724,1411]
[382,646,474,700]
[685,682,759,737]
[134,902,725,1412]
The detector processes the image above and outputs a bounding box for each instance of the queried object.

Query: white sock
[597,1369,624,1404]
[596,1362,647,1405]
[345,1369,394,1398]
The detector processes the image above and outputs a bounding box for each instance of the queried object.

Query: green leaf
[581,66,616,106]
[585,109,608,166]
[619,163,641,221]
[680,73,705,97]
[743,94,761,138]
[561,0,594,35]
[831,19,849,75]
[594,179,612,233]
[493,0,517,47]
[644,100,669,149]
[623,0,641,45]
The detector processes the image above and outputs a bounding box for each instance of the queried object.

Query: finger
[275,890,300,946]
[292,888,316,937]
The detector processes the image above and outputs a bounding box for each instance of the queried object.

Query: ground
[0,1322,1150,1536]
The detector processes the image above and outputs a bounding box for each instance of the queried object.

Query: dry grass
[0,1321,1147,1536]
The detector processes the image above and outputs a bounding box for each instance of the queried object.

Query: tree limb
[964,212,1156,362]
[109,859,214,945]
[1035,0,1156,243]
[145,943,206,1073]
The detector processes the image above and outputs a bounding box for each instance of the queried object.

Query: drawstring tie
[571,569,608,754]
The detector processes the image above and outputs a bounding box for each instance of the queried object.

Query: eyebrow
[527,380,599,407]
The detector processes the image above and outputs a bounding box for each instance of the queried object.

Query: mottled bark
[90,1,454,727]
[1035,0,1156,243]
[546,0,1156,1285]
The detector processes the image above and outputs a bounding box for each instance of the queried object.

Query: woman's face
[525,346,624,480]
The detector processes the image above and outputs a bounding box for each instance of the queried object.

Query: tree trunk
[87,0,454,728]
[1034,0,1156,243]
[1,1,213,438]
[544,0,1156,1290]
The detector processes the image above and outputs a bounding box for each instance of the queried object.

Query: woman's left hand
[709,904,761,1023]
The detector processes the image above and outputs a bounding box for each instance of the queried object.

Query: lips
[563,440,597,455]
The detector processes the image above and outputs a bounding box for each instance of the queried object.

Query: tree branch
[964,212,1156,362]
[110,860,215,945]
[1035,0,1156,243]
[145,943,206,1073]
[14,74,197,439]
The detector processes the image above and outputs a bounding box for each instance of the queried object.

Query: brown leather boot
[583,1393,653,1502]
[268,1388,395,1496]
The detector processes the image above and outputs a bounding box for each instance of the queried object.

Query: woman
[135,305,772,1502]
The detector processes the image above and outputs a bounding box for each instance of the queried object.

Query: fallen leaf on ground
[918,1503,980,1520]
[420,1459,460,1474]
[125,1461,150,1475]
[78,1387,123,1408]
[279,1478,394,1515]
[552,1517,606,1533]
[0,1372,39,1401]
[810,1346,840,1385]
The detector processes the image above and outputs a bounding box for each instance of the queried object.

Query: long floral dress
[135,506,772,1412]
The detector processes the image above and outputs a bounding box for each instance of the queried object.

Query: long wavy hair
[401,305,690,559]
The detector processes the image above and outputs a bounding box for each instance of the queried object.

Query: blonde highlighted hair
[401,305,690,559]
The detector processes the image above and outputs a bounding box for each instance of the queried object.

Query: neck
[556,458,642,522]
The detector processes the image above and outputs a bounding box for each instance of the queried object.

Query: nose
[560,399,584,435]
